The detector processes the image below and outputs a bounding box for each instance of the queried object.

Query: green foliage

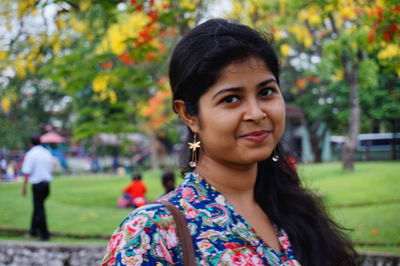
[1,0,209,150]
[360,71,400,132]
[229,0,400,165]
[0,116,34,150]
[320,41,342,77]
[359,59,379,90]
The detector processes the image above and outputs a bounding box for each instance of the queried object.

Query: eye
[221,95,240,104]
[259,87,275,97]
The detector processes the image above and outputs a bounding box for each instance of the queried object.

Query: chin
[255,148,273,160]
[240,152,272,165]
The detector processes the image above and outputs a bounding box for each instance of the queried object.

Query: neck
[195,154,258,202]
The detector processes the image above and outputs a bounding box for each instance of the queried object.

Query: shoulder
[121,202,174,227]
[28,146,49,156]
[116,203,176,243]
[22,148,35,163]
[24,148,34,157]
[102,203,180,265]
[39,146,52,155]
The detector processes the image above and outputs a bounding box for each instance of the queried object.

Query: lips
[239,130,271,142]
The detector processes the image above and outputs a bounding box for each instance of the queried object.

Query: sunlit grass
[0,161,399,254]
[299,161,400,206]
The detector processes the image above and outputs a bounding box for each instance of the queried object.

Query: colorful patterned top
[102,172,301,266]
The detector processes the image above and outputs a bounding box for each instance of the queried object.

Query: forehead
[222,57,270,76]
[209,57,274,89]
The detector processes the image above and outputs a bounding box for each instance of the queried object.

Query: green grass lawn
[0,169,172,238]
[1,162,399,254]
[298,161,400,254]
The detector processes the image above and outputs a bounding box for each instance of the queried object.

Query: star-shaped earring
[188,134,200,168]
[188,140,201,151]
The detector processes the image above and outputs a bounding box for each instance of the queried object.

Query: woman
[102,19,358,266]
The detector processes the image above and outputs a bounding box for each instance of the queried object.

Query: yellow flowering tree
[137,76,177,168]
[1,0,207,153]
[0,0,78,148]
[228,0,400,167]
[46,0,206,143]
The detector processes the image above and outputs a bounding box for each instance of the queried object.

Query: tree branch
[328,13,339,35]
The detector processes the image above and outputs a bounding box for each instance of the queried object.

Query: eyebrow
[212,78,277,100]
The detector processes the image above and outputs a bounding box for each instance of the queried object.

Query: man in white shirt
[21,135,53,241]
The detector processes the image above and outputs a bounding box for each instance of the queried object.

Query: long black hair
[169,19,358,266]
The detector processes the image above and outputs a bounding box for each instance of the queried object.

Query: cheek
[277,117,285,140]
[271,102,286,134]
[198,111,239,146]
[199,106,238,132]
[278,107,286,129]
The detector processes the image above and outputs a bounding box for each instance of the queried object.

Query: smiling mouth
[239,130,271,142]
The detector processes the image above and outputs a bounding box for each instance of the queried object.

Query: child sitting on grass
[118,172,147,208]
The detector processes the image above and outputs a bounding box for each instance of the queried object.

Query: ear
[173,100,200,133]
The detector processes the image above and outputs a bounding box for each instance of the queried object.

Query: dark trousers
[30,181,50,239]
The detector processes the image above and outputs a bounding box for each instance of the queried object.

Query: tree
[227,0,400,169]
[1,0,210,168]
[0,0,74,149]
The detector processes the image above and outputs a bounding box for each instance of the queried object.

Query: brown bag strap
[154,201,196,265]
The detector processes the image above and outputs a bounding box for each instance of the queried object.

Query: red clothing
[123,180,146,199]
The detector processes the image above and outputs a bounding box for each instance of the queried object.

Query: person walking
[21,135,53,241]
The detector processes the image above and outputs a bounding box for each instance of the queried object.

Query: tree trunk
[308,122,326,163]
[311,137,323,162]
[342,60,360,170]
[149,131,159,170]
[371,119,380,133]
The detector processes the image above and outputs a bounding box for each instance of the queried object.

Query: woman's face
[193,57,285,168]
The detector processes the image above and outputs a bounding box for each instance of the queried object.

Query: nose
[243,99,266,123]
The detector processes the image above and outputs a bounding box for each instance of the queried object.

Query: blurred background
[0,0,399,264]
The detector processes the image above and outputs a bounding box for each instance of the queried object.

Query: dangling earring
[188,134,201,168]
[272,152,279,162]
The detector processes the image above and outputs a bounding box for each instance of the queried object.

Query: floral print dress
[102,172,301,266]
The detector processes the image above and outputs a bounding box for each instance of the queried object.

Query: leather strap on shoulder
[154,201,196,266]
